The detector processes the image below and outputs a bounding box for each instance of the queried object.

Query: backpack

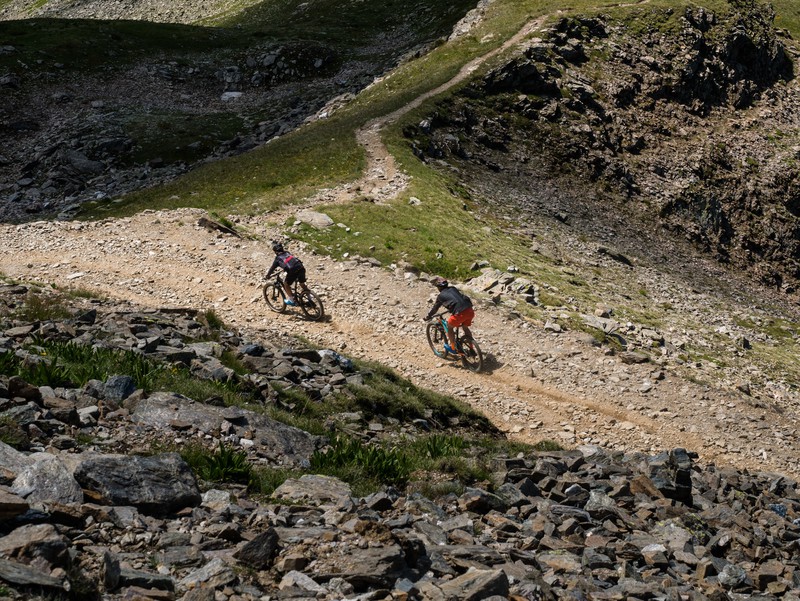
[280,252,301,270]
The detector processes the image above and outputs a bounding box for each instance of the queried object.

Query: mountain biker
[423,276,474,355]
[266,241,306,306]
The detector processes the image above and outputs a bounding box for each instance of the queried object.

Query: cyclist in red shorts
[423,276,474,355]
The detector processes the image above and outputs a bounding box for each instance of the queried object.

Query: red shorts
[447,307,474,329]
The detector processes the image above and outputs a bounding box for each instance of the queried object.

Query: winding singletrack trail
[2,16,798,479]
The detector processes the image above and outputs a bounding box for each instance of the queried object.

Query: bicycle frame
[435,313,463,342]
[426,311,483,372]
[263,273,324,321]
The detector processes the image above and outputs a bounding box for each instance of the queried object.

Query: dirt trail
[2,16,797,479]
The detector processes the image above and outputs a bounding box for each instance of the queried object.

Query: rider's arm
[266,257,279,278]
[424,294,444,320]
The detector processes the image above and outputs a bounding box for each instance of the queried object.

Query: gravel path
[1,208,798,479]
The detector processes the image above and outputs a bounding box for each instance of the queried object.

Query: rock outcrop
[408,3,800,291]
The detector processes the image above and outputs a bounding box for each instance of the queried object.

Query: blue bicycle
[425,312,483,372]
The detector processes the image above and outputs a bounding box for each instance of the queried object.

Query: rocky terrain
[410,6,800,291]
[1,208,799,475]
[2,283,800,601]
[0,0,477,223]
[2,0,800,599]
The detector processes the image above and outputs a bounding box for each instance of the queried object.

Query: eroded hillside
[406,3,800,291]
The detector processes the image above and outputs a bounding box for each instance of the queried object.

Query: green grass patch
[78,117,366,219]
[154,364,254,407]
[62,286,105,300]
[311,434,413,488]
[182,442,253,484]
[12,291,72,322]
[224,0,478,47]
[15,337,164,389]
[201,309,226,331]
[248,466,301,497]
[265,359,499,436]
[0,18,237,74]
[340,361,495,431]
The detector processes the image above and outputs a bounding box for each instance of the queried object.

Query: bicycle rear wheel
[459,337,483,372]
[263,283,287,313]
[298,289,324,321]
[426,322,448,358]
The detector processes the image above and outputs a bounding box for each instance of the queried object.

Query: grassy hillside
[76,0,800,221]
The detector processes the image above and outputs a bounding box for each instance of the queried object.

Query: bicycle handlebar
[425,311,450,322]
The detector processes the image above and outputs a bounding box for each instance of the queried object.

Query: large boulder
[73,452,200,515]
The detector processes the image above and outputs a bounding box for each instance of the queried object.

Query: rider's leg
[283,281,295,302]
[462,325,473,341]
[444,316,460,354]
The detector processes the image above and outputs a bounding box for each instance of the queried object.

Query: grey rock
[74,452,200,515]
[11,452,83,504]
[273,474,352,506]
[0,557,66,591]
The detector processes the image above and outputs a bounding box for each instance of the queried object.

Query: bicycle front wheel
[298,289,324,321]
[459,337,484,372]
[263,283,287,313]
[426,322,447,358]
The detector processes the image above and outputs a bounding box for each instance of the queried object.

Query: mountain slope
[403,4,800,290]
[0,0,479,222]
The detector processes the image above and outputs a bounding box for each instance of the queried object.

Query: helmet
[433,276,448,289]
[272,241,284,253]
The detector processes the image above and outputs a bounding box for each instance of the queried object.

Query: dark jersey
[267,251,303,277]
[427,286,472,318]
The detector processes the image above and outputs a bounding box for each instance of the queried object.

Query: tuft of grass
[182,442,253,484]
[15,292,71,322]
[19,338,164,390]
[202,309,226,331]
[0,350,21,377]
[249,466,301,497]
[531,440,564,452]
[310,434,413,489]
[154,364,254,407]
[220,350,249,375]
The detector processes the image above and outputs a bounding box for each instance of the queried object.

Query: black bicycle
[262,274,325,321]
[425,312,483,372]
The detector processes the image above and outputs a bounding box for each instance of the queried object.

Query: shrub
[0,350,20,377]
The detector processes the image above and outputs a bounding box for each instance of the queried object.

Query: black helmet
[433,276,448,289]
[272,241,284,253]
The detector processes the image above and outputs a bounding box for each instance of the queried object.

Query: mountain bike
[425,312,483,372]
[262,274,325,321]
